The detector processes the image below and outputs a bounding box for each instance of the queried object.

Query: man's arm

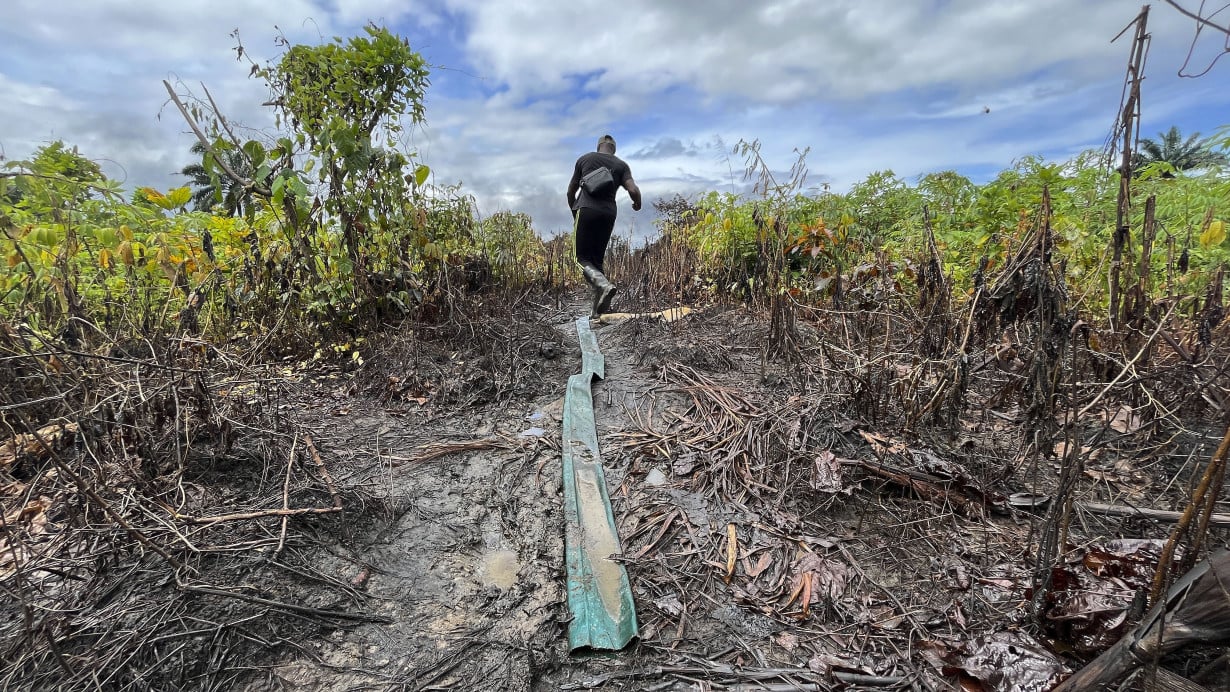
[567,178,580,209]
[623,177,642,211]
[567,160,582,209]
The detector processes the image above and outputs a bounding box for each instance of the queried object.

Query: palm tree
[1133,126,1228,175]
[180,141,256,216]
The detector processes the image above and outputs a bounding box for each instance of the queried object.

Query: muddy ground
[28,289,1217,692]
[207,290,1227,691]
[248,301,713,690]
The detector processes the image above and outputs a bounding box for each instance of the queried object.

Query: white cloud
[0,0,1225,247]
[448,0,1191,105]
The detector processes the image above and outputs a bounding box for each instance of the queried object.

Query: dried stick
[179,583,391,623]
[9,413,185,571]
[1077,501,1230,527]
[1151,420,1230,604]
[857,459,983,516]
[176,506,343,525]
[161,80,271,197]
[274,436,298,555]
[303,434,342,509]
[1076,301,1176,420]
[386,437,506,465]
[201,83,245,149]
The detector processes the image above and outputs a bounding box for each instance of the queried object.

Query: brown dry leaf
[653,593,684,617]
[3,496,51,526]
[869,604,904,630]
[0,480,28,497]
[952,563,971,591]
[774,631,799,651]
[0,422,80,470]
[1107,405,1142,434]
[1083,468,1124,483]
[0,539,27,576]
[812,450,842,493]
[1038,542,1169,655]
[940,631,1067,692]
[859,430,907,455]
[807,652,853,674]
[794,552,848,602]
[1051,441,1090,458]
[949,601,968,629]
[748,551,773,579]
[801,572,814,617]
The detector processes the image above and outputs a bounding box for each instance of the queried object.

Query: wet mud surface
[237,296,1230,692]
[240,303,641,690]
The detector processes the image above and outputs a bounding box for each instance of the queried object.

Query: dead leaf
[807,652,853,674]
[4,496,51,526]
[1107,405,1142,434]
[812,450,842,492]
[949,601,968,629]
[790,552,849,615]
[654,593,684,617]
[672,451,696,476]
[938,631,1067,692]
[0,422,79,470]
[859,430,907,455]
[774,631,799,651]
[870,604,904,630]
[748,551,773,579]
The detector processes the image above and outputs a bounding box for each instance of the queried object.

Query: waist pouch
[579,166,615,195]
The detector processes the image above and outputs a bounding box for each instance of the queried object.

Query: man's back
[571,152,630,215]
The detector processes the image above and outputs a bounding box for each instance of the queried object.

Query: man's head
[597,135,616,154]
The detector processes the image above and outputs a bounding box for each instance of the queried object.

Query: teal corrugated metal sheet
[562,316,637,651]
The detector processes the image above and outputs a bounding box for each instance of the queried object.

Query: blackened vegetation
[0,263,579,690]
[917,206,952,359]
[369,275,570,410]
[582,183,1230,690]
[2,193,1229,690]
[0,328,392,690]
[605,195,706,310]
[1199,267,1225,348]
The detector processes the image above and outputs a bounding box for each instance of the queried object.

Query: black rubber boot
[580,264,617,317]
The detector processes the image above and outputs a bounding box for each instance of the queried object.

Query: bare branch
[1163,0,1230,35]
[161,80,271,198]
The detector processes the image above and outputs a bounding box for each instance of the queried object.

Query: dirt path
[243,296,1157,691]
[246,302,666,690]
[248,302,918,691]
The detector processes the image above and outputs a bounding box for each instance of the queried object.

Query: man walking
[567,134,642,317]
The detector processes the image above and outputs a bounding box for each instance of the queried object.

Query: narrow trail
[249,296,1055,691]
[253,300,664,690]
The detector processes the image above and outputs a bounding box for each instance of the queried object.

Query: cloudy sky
[2,1,1228,241]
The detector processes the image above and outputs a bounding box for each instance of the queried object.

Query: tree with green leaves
[180,141,256,216]
[257,25,431,278]
[160,24,439,319]
[1133,126,1228,175]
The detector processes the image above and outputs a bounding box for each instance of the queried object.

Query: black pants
[573,207,616,273]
